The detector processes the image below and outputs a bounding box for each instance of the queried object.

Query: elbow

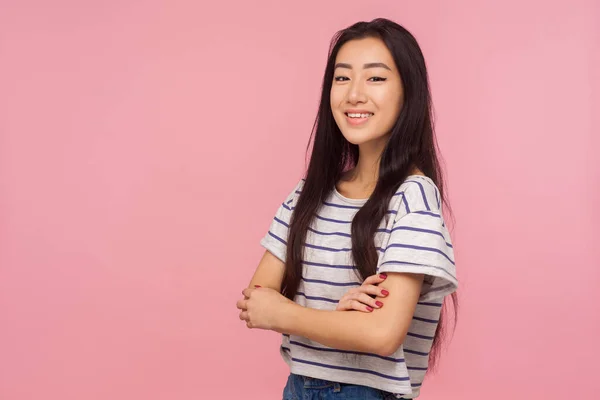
[370,328,407,357]
[249,283,281,293]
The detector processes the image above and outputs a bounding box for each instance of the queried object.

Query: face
[330,37,404,146]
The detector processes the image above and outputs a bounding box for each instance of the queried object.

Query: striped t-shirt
[260,175,458,399]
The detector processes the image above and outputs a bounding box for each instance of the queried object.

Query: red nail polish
[381,290,389,296]
[379,273,387,279]
[366,306,374,311]
[376,301,384,307]
[254,285,261,288]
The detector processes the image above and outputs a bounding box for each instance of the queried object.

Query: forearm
[247,281,279,292]
[276,303,389,356]
[247,251,285,293]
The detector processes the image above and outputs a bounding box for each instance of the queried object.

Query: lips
[344,110,373,126]
[344,109,374,116]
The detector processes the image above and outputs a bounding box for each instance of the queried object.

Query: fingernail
[381,289,389,296]
[254,285,261,288]
[376,301,384,307]
[379,273,387,279]
[366,306,374,311]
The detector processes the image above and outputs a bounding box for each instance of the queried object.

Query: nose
[346,80,367,104]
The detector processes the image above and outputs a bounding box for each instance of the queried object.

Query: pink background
[1,1,598,399]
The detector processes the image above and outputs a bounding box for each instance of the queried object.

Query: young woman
[236,18,458,399]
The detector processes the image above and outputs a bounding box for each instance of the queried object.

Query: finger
[335,297,352,311]
[363,272,388,286]
[354,292,384,309]
[357,284,389,298]
[236,299,248,310]
[350,299,374,313]
[242,288,254,298]
[336,297,373,313]
[239,311,248,321]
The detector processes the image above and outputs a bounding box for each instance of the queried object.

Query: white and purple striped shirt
[260,175,458,398]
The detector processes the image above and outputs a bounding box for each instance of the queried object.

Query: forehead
[335,37,395,67]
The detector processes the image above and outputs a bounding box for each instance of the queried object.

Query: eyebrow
[334,62,392,71]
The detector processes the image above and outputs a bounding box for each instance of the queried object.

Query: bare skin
[335,272,390,312]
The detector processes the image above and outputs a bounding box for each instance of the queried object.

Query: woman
[236,18,458,399]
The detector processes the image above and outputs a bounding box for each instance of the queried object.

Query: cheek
[377,91,403,121]
[330,87,344,109]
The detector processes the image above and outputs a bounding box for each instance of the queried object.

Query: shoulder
[395,175,442,215]
[292,178,305,198]
[282,178,305,208]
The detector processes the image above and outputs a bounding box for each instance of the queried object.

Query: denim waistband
[301,374,341,389]
[290,373,406,399]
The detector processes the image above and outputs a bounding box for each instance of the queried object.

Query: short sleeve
[377,183,458,302]
[259,179,304,262]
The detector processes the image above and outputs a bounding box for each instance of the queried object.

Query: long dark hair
[281,18,458,371]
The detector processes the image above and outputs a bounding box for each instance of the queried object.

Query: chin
[340,130,377,145]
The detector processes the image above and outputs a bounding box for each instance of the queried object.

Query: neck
[348,135,390,189]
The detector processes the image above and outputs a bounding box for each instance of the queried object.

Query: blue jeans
[282,373,402,400]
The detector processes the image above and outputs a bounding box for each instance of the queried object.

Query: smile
[344,112,373,126]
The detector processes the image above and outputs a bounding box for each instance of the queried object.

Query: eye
[368,77,387,82]
[334,76,349,82]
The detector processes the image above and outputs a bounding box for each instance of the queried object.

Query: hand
[236,286,295,331]
[336,273,389,312]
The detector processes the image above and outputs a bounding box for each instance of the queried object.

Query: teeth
[347,112,373,118]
